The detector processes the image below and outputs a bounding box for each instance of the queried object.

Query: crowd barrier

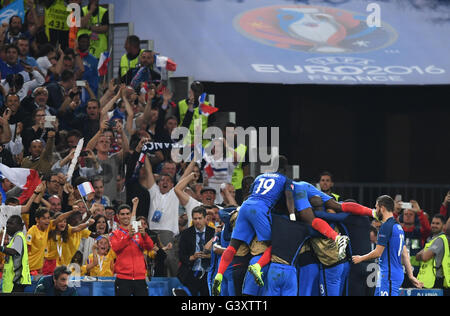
[0,277,188,296]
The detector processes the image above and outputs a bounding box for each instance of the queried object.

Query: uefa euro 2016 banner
[109,0,450,85]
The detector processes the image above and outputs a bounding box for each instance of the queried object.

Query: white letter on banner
[66,3,81,28]
[171,127,190,163]
[366,3,381,28]
[252,64,279,73]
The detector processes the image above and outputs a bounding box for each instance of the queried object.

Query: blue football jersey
[293,181,332,211]
[377,217,405,281]
[248,173,292,209]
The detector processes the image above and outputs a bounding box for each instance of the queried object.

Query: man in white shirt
[146,160,180,277]
[174,159,220,227]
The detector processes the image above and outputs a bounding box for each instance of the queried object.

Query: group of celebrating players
[210,156,422,296]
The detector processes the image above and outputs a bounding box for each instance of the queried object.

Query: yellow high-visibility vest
[2,232,31,293]
[45,0,70,40]
[77,6,108,59]
[417,234,450,289]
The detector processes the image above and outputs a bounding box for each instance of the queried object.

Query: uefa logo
[233,5,397,54]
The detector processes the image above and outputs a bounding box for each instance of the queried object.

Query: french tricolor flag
[194,144,214,178]
[155,55,177,72]
[0,164,41,205]
[98,51,111,76]
[198,93,219,117]
[77,182,95,198]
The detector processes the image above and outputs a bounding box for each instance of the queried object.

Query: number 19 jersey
[231,173,292,245]
[248,173,292,209]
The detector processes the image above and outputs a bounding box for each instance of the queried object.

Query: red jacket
[110,226,154,280]
[440,204,448,221]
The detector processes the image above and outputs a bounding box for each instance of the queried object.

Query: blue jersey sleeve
[314,211,350,222]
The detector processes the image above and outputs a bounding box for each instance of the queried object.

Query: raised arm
[100,86,122,120]
[120,88,135,136]
[71,218,95,233]
[0,116,12,144]
[86,120,108,152]
[41,130,55,162]
[174,172,196,207]
[54,209,78,226]
[116,122,129,162]
[131,197,139,220]
[144,151,155,189]
[21,181,46,214]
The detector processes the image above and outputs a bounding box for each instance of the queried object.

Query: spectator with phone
[51,147,103,181]
[398,200,431,286]
[47,69,76,111]
[77,34,99,97]
[110,204,154,296]
[1,65,45,102]
[22,87,57,126]
[440,190,450,221]
[60,98,101,143]
[21,108,45,156]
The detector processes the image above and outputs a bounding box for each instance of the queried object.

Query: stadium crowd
[0,0,448,296]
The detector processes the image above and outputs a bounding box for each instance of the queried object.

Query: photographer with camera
[110,204,154,296]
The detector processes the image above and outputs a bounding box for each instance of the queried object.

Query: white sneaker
[335,235,349,260]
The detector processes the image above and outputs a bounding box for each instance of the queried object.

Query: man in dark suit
[177,206,215,296]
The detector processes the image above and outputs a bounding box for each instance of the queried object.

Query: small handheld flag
[198,93,219,117]
[155,55,177,72]
[98,51,112,76]
[77,182,95,198]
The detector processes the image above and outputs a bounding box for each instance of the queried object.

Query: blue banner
[0,0,25,24]
[109,0,450,85]
[399,288,443,296]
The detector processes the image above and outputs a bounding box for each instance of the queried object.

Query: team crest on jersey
[234,5,397,53]
[295,190,307,200]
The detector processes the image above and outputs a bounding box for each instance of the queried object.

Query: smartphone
[80,151,89,157]
[44,116,56,129]
[132,220,141,232]
[400,202,412,209]
[76,81,86,87]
